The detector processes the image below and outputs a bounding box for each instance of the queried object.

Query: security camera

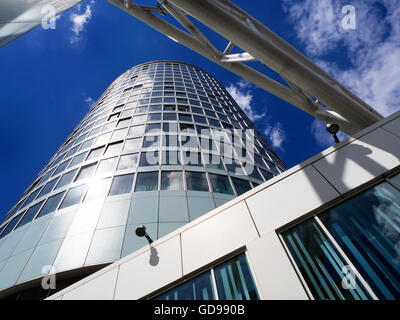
[326,123,340,144]
[326,123,340,135]
[135,225,147,237]
[135,225,153,244]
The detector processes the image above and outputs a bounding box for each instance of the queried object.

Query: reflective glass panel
[282,219,372,300]
[319,182,400,299]
[85,178,112,201]
[231,178,251,196]
[59,184,87,209]
[36,192,65,218]
[214,253,259,300]
[185,172,209,192]
[123,138,142,153]
[117,153,139,170]
[15,200,45,229]
[135,172,159,192]
[55,169,78,190]
[75,163,97,181]
[108,174,134,196]
[96,157,117,175]
[161,171,184,191]
[208,174,234,195]
[154,272,215,300]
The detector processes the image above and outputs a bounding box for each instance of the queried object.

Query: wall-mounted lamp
[135,225,153,244]
[326,123,341,144]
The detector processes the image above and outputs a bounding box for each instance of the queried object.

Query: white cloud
[227,80,287,151]
[85,97,95,108]
[283,0,400,145]
[264,123,287,151]
[226,81,265,121]
[70,4,93,44]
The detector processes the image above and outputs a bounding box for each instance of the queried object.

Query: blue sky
[1,0,399,219]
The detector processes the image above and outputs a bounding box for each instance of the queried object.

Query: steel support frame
[107,0,383,136]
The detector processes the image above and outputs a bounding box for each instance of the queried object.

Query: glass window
[85,178,112,201]
[246,167,263,181]
[80,138,96,150]
[282,219,372,300]
[231,178,252,196]
[75,163,97,181]
[109,174,134,196]
[185,172,209,192]
[154,272,215,300]
[194,115,207,124]
[36,191,65,218]
[37,178,59,198]
[180,135,198,148]
[163,104,176,111]
[208,174,234,195]
[65,145,80,158]
[104,141,123,157]
[23,188,42,208]
[59,184,87,209]
[214,253,259,300]
[112,128,128,140]
[117,153,139,170]
[142,135,160,148]
[123,138,142,153]
[145,123,161,133]
[140,151,160,167]
[390,173,400,187]
[95,132,112,146]
[117,118,131,128]
[87,146,105,161]
[96,157,118,175]
[163,113,177,121]
[161,171,184,191]
[204,153,224,171]
[0,213,23,239]
[182,151,202,167]
[53,160,70,176]
[259,168,273,181]
[132,114,147,124]
[163,135,179,147]
[179,114,192,122]
[15,200,45,229]
[135,172,159,192]
[68,152,88,168]
[128,125,145,137]
[162,151,181,165]
[180,123,195,133]
[319,182,400,299]
[148,113,161,121]
[55,169,78,190]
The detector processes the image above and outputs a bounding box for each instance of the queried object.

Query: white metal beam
[107,0,381,135]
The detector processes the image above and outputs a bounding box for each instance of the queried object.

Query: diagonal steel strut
[107,0,383,136]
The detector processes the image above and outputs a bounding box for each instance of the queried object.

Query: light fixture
[135,225,153,244]
[326,123,340,144]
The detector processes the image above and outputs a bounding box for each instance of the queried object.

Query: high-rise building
[0,60,286,299]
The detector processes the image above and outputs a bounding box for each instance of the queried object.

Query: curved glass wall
[0,61,286,296]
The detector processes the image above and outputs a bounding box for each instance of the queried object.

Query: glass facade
[282,173,400,300]
[154,253,259,300]
[0,61,285,296]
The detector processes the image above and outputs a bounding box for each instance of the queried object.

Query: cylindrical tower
[0,61,286,299]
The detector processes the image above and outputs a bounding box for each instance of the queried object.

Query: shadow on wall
[149,246,159,266]
[304,125,400,199]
